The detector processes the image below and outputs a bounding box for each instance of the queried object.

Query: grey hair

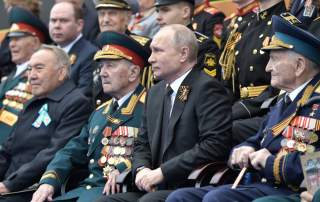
[161,24,199,62]
[37,44,71,78]
[288,50,320,72]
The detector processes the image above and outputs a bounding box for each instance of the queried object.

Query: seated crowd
[0,0,319,202]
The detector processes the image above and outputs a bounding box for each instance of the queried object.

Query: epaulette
[130,34,150,46]
[96,99,112,111]
[139,90,146,104]
[204,6,222,16]
[194,31,208,43]
[121,88,146,115]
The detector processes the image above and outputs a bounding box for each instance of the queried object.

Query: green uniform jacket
[40,84,146,202]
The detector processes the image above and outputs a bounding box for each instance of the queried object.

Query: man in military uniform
[192,0,225,48]
[30,31,149,202]
[166,15,320,202]
[155,0,222,79]
[49,1,98,97]
[93,0,152,106]
[0,44,92,202]
[0,6,51,144]
[220,0,287,145]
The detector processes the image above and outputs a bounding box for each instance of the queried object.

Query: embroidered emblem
[177,85,191,102]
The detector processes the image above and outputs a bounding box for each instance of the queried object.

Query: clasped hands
[229,146,271,170]
[135,167,164,192]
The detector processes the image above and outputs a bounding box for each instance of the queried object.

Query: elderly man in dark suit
[49,1,98,97]
[97,24,232,202]
[0,45,92,202]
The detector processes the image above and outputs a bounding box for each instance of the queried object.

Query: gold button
[253,49,257,54]
[260,50,265,55]
[235,50,239,55]
[250,83,254,87]
[259,34,264,38]
[249,66,254,71]
[96,99,101,105]
[89,174,94,179]
[238,16,242,22]
[237,67,240,72]
[90,159,94,164]
[86,185,92,190]
[267,20,272,25]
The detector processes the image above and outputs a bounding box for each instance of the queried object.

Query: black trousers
[95,190,173,202]
[232,116,265,145]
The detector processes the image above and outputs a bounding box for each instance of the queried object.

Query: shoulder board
[96,99,112,111]
[121,88,146,115]
[139,90,147,104]
[204,7,221,15]
[130,34,150,46]
[224,12,236,21]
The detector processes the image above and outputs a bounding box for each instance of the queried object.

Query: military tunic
[40,84,146,202]
[0,70,33,144]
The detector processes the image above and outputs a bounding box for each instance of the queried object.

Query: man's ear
[295,57,307,77]
[179,46,189,63]
[128,64,141,82]
[76,19,84,33]
[181,4,191,20]
[58,66,68,81]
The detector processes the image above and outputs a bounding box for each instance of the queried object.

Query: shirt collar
[288,79,311,101]
[59,33,83,54]
[113,90,134,108]
[169,69,192,95]
[14,61,28,78]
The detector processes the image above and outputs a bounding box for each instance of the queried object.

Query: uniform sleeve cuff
[39,178,60,194]
[263,155,278,184]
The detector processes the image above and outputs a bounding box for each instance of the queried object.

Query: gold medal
[120,147,126,155]
[114,146,120,155]
[296,142,307,152]
[309,133,318,144]
[287,139,296,148]
[108,157,115,165]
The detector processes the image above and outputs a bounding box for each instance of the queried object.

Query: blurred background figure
[129,0,160,38]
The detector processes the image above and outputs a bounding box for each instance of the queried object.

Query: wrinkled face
[9,35,39,65]
[99,59,132,98]
[265,50,297,90]
[97,8,130,33]
[148,29,182,82]
[28,49,65,97]
[49,2,82,46]
[156,4,185,27]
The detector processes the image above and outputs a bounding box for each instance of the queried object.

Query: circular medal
[120,137,126,146]
[306,145,315,153]
[113,137,120,145]
[108,157,115,165]
[287,140,296,149]
[309,133,318,144]
[100,156,107,164]
[101,138,109,146]
[120,147,126,155]
[114,147,120,155]
[126,138,134,146]
[281,139,288,147]
[296,142,307,152]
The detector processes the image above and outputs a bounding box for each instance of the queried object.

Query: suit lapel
[151,83,166,161]
[162,69,196,156]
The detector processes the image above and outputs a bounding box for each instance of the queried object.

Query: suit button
[249,66,254,71]
[90,159,94,164]
[89,174,94,179]
[86,185,92,190]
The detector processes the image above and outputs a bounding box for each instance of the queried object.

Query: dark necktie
[109,101,119,114]
[159,85,173,163]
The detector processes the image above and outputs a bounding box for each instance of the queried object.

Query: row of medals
[3,83,33,111]
[281,126,318,153]
[98,131,135,178]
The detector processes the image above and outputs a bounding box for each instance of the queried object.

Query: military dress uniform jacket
[133,68,232,189]
[0,70,33,144]
[0,80,92,192]
[40,84,146,202]
[68,36,98,97]
[231,1,286,119]
[188,25,222,80]
[239,73,320,192]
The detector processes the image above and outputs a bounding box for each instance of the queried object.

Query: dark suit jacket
[0,80,92,191]
[68,36,98,97]
[133,68,232,189]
